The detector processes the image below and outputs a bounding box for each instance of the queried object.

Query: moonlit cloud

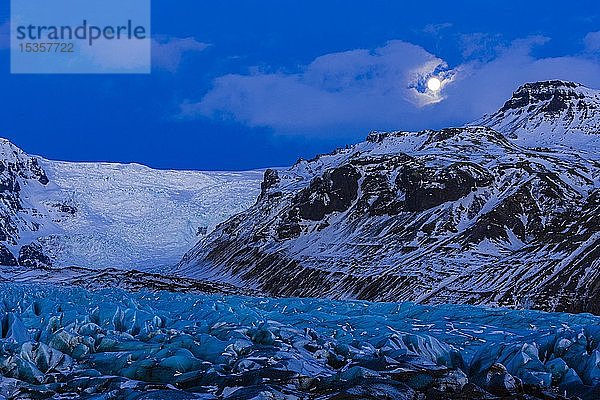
[183,35,600,136]
[184,40,448,133]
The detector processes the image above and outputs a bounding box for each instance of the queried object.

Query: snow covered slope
[0,144,263,270]
[177,80,600,314]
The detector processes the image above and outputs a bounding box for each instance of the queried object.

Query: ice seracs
[1,283,599,399]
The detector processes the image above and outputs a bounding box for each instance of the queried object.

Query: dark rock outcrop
[499,80,581,113]
[0,244,18,266]
[18,243,52,268]
[293,164,360,221]
[399,162,493,212]
[259,168,281,200]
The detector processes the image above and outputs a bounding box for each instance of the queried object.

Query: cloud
[584,31,600,52]
[184,36,600,135]
[435,36,600,121]
[78,35,209,73]
[152,36,210,72]
[458,32,503,60]
[184,40,448,133]
[80,37,151,72]
[422,23,453,35]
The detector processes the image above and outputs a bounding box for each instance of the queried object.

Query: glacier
[0,283,599,399]
[35,160,264,271]
[0,143,263,271]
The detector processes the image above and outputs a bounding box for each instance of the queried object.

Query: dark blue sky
[1,1,599,170]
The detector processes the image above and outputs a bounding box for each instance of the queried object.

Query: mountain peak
[515,79,581,92]
[0,138,29,162]
[499,80,584,113]
[474,80,600,154]
[0,138,49,185]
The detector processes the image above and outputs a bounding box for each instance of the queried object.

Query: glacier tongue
[35,160,264,271]
[0,138,264,272]
[0,283,599,399]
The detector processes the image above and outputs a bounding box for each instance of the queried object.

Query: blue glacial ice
[0,283,599,399]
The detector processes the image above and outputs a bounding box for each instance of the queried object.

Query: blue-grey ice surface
[0,283,599,399]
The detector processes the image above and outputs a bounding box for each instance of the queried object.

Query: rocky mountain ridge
[177,80,600,314]
[477,80,600,153]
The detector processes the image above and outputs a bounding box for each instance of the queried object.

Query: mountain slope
[0,143,263,270]
[177,80,600,314]
[0,138,51,267]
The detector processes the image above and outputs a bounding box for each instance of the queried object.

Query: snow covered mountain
[477,80,600,154]
[177,80,600,314]
[0,142,263,271]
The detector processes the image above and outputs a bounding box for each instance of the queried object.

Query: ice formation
[0,284,599,399]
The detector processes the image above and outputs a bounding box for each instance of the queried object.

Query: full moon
[427,77,442,92]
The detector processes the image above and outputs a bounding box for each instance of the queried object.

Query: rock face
[177,80,600,314]
[0,244,17,266]
[17,243,52,268]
